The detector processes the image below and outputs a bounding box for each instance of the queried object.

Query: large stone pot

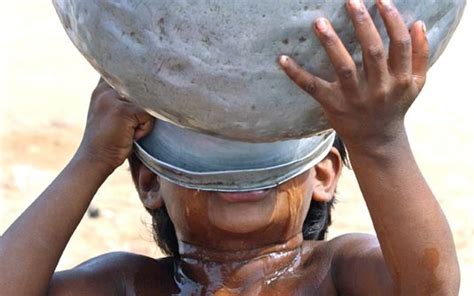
[53,0,466,142]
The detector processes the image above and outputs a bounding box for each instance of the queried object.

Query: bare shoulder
[327,233,380,252]
[294,234,384,294]
[49,252,178,295]
[323,233,397,296]
[305,233,380,260]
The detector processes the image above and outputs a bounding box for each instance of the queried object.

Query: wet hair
[129,135,347,257]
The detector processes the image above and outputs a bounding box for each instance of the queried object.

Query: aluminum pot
[134,120,336,192]
[53,0,466,142]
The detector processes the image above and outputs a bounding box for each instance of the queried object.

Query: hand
[76,79,154,172]
[279,0,429,152]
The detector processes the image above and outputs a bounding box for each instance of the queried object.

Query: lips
[217,189,272,203]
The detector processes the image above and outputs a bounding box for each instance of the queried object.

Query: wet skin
[49,159,397,295]
[112,241,340,295]
[0,0,460,295]
[87,157,342,295]
[138,169,340,295]
[53,168,379,296]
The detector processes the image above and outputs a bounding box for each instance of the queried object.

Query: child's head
[129,136,346,257]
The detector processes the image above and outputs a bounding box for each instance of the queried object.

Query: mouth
[216,189,273,203]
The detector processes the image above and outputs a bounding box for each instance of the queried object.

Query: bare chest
[129,265,337,296]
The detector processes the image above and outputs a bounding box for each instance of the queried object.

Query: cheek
[159,173,315,243]
[273,174,314,232]
[160,183,211,240]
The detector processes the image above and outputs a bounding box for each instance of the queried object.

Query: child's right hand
[76,79,154,173]
[0,79,154,296]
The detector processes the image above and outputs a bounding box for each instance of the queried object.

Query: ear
[129,157,164,210]
[312,147,343,203]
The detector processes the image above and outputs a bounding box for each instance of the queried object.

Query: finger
[134,116,155,140]
[132,108,154,125]
[411,21,429,90]
[346,0,388,83]
[278,55,332,106]
[376,0,412,77]
[127,107,154,136]
[312,18,359,95]
[118,103,154,138]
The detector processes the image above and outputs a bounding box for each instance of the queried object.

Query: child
[0,0,460,295]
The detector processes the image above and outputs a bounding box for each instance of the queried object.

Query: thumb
[133,114,155,140]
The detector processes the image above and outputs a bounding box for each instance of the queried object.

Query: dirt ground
[1,2,473,294]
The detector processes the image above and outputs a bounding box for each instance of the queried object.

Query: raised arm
[0,80,154,295]
[279,0,459,294]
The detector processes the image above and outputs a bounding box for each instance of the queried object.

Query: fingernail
[315,18,328,32]
[380,0,391,7]
[421,21,427,33]
[349,0,361,9]
[279,55,290,66]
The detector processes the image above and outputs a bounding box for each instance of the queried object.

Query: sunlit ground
[1,2,473,294]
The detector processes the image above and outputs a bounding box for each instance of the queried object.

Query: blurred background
[1,1,473,294]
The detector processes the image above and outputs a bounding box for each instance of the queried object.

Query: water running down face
[135,148,342,254]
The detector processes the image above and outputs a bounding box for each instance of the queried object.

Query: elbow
[400,258,460,296]
[419,246,460,295]
[430,251,461,295]
[434,261,461,296]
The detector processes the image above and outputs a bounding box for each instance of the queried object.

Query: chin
[207,189,278,234]
[162,178,312,248]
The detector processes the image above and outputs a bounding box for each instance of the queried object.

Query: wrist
[71,149,119,178]
[343,127,411,162]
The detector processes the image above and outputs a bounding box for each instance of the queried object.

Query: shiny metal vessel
[135,121,336,191]
[53,0,466,142]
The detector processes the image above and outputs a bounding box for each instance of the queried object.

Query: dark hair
[130,135,347,257]
[302,135,346,241]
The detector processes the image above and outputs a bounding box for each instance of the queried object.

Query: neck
[175,234,304,292]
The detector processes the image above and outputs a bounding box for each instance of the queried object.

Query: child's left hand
[279,0,429,153]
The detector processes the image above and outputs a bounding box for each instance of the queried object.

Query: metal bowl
[53,0,466,142]
[135,120,336,192]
